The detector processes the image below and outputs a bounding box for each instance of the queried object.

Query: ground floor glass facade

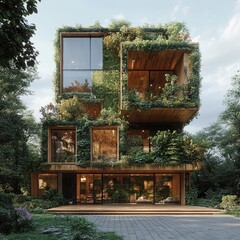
[73,173,180,204]
[32,172,183,204]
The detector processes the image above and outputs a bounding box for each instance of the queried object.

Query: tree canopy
[192,73,240,197]
[0,0,41,69]
[0,67,40,193]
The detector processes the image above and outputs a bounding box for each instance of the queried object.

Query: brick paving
[84,215,240,240]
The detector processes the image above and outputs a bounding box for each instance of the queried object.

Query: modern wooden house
[31,22,203,205]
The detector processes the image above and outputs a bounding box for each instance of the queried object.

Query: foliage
[0,206,12,234]
[71,217,97,239]
[0,213,123,239]
[53,21,200,113]
[43,188,67,206]
[12,208,33,233]
[64,79,91,93]
[163,21,191,42]
[112,189,129,203]
[126,135,143,154]
[190,73,240,202]
[39,102,59,121]
[186,187,198,205]
[225,208,240,217]
[41,118,205,168]
[92,70,120,111]
[123,74,198,110]
[151,130,206,166]
[0,0,40,69]
[0,67,40,193]
[0,193,14,210]
[108,19,131,30]
[155,185,170,202]
[58,96,85,121]
[0,193,33,234]
[220,195,238,211]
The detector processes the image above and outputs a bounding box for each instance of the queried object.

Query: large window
[38,174,57,190]
[49,127,76,162]
[62,36,103,92]
[91,126,118,162]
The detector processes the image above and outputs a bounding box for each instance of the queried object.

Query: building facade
[31,23,203,205]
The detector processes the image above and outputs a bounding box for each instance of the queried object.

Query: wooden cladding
[127,50,190,71]
[121,108,198,124]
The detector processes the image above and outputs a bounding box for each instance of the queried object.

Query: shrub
[0,207,33,234]
[43,188,67,206]
[186,187,198,205]
[14,194,32,204]
[71,217,97,239]
[12,208,33,233]
[220,195,238,210]
[0,193,14,210]
[0,207,12,234]
[196,198,220,208]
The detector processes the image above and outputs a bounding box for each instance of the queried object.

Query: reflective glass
[63,38,90,69]
[91,38,103,69]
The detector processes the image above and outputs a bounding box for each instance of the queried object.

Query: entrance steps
[48,204,223,215]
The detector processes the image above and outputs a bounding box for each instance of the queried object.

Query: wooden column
[180,172,186,205]
[58,173,62,195]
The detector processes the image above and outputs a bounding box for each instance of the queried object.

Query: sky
[23,0,240,133]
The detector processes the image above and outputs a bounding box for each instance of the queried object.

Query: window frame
[38,173,58,191]
[48,126,77,163]
[60,32,104,94]
[90,125,119,163]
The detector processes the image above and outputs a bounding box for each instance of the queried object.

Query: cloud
[186,1,240,133]
[170,4,190,19]
[113,14,125,20]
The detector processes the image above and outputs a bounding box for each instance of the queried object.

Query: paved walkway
[83,214,240,240]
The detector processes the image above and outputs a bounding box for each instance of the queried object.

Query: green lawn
[0,213,123,240]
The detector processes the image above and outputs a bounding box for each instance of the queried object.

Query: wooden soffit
[121,108,198,124]
[127,50,190,70]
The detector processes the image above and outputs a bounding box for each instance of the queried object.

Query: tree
[221,73,240,195]
[192,73,240,197]
[0,0,41,69]
[0,67,40,193]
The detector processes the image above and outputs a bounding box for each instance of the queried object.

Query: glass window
[38,174,57,190]
[92,127,118,162]
[155,174,180,203]
[49,127,76,162]
[63,38,90,69]
[62,37,102,93]
[91,38,103,69]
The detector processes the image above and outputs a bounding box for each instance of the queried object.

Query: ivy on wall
[41,117,206,168]
[41,21,203,168]
[121,42,201,116]
[53,21,197,111]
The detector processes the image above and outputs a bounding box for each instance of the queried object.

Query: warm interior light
[80,176,86,182]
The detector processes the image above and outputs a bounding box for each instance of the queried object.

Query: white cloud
[113,14,125,20]
[171,4,190,19]
[186,1,240,133]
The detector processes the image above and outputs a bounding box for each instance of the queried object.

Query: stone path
[84,215,240,240]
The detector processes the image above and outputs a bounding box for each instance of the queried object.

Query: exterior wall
[32,27,201,206]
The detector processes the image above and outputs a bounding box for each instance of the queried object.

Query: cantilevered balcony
[120,45,200,125]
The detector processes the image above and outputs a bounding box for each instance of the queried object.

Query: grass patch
[0,213,123,240]
[224,208,240,218]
